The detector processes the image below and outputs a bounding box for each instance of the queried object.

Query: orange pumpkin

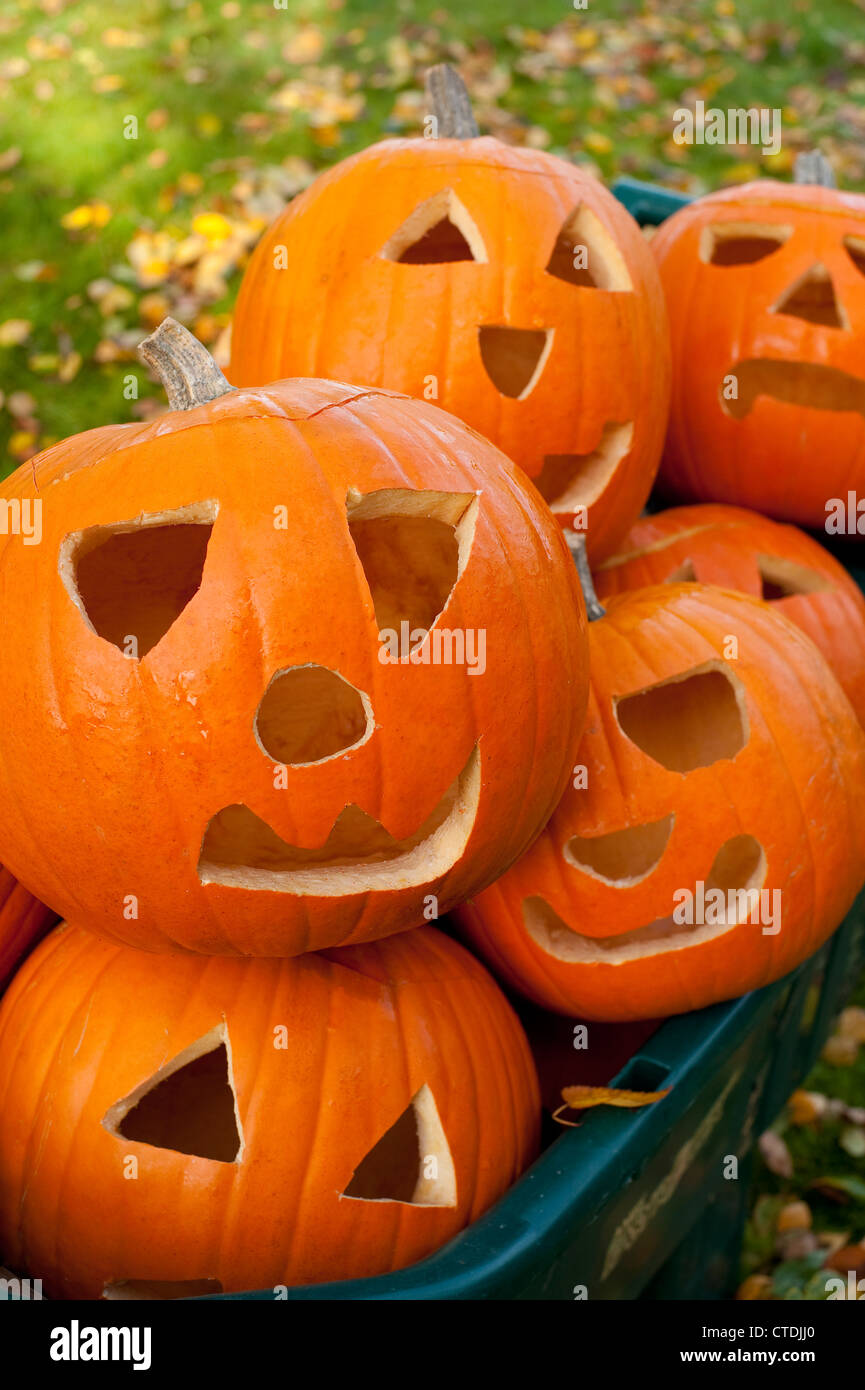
[595,503,865,724]
[653,154,865,529]
[458,577,865,1021]
[0,866,56,990]
[0,321,588,956]
[229,66,671,562]
[0,922,539,1298]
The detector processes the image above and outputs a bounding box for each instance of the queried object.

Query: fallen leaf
[788,1089,827,1125]
[736,1273,772,1300]
[776,1229,819,1261]
[838,1006,865,1043]
[758,1130,794,1178]
[777,1200,812,1232]
[558,1083,671,1114]
[7,391,35,418]
[808,1175,865,1205]
[0,319,32,347]
[822,1034,859,1067]
[839,1125,865,1159]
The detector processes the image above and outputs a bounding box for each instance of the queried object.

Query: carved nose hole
[478,326,552,399]
[255,665,373,767]
[772,263,847,330]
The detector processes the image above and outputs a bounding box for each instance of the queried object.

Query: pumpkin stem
[425,64,479,139]
[793,150,836,188]
[138,317,234,411]
[566,531,605,622]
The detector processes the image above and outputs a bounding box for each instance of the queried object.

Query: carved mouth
[198,746,481,895]
[523,834,767,965]
[723,361,865,421]
[534,422,634,514]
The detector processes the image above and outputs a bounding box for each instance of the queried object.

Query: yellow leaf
[27,354,59,374]
[583,132,613,156]
[93,74,124,93]
[178,172,204,195]
[8,432,36,460]
[284,26,325,64]
[192,212,233,244]
[558,1084,671,1115]
[0,319,32,347]
[61,204,94,230]
[58,352,82,383]
[195,113,221,137]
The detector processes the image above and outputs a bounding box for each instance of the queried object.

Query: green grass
[1,0,864,461]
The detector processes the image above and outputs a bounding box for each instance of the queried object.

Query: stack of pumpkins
[2,67,865,1299]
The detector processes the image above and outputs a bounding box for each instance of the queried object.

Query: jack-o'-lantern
[458,563,865,1021]
[653,153,865,529]
[595,502,865,724]
[229,66,671,562]
[0,320,587,956]
[0,923,539,1297]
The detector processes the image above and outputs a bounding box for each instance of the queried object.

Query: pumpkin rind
[228,136,671,562]
[0,866,56,989]
[652,179,865,527]
[596,502,865,724]
[0,923,539,1298]
[458,583,865,1021]
[0,377,588,955]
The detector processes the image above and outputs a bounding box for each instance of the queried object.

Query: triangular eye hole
[343,1083,458,1206]
[665,558,697,583]
[757,554,831,600]
[60,500,218,659]
[545,204,633,290]
[700,222,792,266]
[772,263,847,330]
[103,1024,243,1164]
[844,236,865,278]
[346,487,477,641]
[380,189,487,264]
[615,663,747,772]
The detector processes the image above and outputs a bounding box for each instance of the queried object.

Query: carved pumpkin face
[0,360,587,956]
[229,137,671,562]
[0,924,539,1298]
[653,180,865,528]
[595,502,865,725]
[458,584,865,1021]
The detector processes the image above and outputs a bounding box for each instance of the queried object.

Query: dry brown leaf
[838,1006,865,1044]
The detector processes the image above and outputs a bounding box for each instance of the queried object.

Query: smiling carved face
[0,365,587,956]
[229,137,671,562]
[457,584,865,1021]
[653,180,865,528]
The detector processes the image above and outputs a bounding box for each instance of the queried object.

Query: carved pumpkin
[229,66,671,562]
[653,153,865,529]
[0,321,588,956]
[458,572,865,1021]
[0,922,539,1298]
[595,502,865,724]
[0,866,56,990]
